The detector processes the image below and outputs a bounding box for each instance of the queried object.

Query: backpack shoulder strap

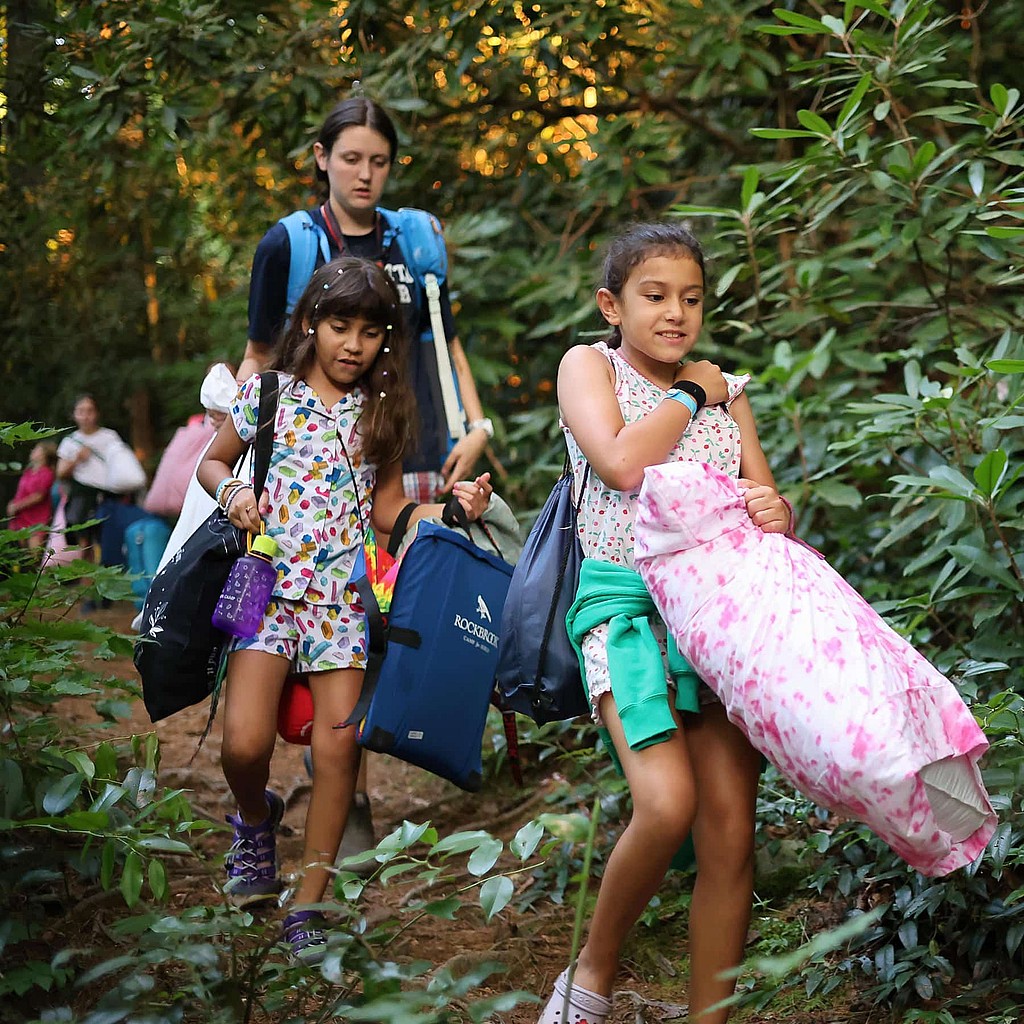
[378,206,448,286]
[279,211,331,316]
[252,371,281,497]
[378,206,464,443]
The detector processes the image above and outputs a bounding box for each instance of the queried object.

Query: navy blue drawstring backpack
[343,518,513,792]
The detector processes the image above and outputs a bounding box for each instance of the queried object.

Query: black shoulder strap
[252,372,280,497]
[387,502,419,557]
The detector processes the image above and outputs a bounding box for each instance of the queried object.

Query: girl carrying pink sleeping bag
[634,459,996,877]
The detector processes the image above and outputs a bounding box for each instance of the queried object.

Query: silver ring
[246,505,254,512]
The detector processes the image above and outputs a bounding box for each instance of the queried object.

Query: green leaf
[986,359,1024,373]
[467,837,503,876]
[510,819,545,861]
[60,811,110,830]
[741,166,759,211]
[946,544,1021,591]
[985,226,1024,239]
[380,861,424,884]
[432,829,494,856]
[670,204,737,217]
[120,850,143,907]
[468,992,536,1022]
[837,73,873,128]
[715,264,743,297]
[422,897,461,919]
[929,466,976,499]
[749,128,819,140]
[0,759,24,818]
[796,109,832,136]
[820,15,846,36]
[968,160,985,197]
[989,821,1013,871]
[101,840,116,890]
[61,751,96,780]
[148,858,167,901]
[973,449,1008,498]
[536,812,592,842]
[771,9,830,32]
[478,875,514,920]
[815,480,863,509]
[136,836,193,855]
[43,773,85,815]
[990,83,1009,115]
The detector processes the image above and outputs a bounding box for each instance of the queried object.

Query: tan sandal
[537,969,612,1024]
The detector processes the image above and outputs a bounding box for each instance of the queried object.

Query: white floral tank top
[561,342,750,567]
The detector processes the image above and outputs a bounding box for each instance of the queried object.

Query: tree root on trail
[447,786,556,836]
[617,989,689,1022]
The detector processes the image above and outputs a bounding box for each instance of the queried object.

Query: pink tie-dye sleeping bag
[634,461,996,877]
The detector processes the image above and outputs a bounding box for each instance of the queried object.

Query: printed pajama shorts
[231,590,366,673]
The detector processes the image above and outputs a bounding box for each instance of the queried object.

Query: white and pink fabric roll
[634,461,996,877]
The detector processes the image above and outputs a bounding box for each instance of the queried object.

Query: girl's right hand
[225,486,265,533]
[677,359,730,406]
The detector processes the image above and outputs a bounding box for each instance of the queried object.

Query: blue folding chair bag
[349,522,513,792]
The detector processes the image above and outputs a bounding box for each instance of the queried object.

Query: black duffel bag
[134,373,279,722]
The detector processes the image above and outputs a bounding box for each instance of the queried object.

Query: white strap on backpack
[425,272,466,442]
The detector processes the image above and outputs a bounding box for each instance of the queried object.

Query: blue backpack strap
[279,211,331,316]
[378,206,465,448]
[377,206,448,289]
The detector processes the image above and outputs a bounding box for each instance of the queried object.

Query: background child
[198,257,491,964]
[542,222,791,1024]
[7,442,58,551]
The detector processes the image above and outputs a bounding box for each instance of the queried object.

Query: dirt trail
[66,603,862,1024]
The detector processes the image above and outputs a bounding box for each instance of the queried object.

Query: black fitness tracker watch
[670,379,707,411]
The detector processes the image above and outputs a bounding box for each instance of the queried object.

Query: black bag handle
[340,574,421,731]
[388,502,419,557]
[251,371,280,500]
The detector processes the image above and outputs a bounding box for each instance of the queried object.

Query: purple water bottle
[212,534,280,638]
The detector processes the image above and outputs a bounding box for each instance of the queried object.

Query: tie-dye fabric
[634,460,996,877]
[231,373,375,605]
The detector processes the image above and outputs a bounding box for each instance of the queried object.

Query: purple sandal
[282,909,328,965]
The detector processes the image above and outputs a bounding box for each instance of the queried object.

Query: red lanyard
[320,202,384,264]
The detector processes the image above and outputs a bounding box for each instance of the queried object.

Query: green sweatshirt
[565,557,700,751]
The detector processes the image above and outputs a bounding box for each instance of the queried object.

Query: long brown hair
[273,257,417,466]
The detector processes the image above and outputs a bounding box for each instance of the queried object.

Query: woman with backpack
[240,95,493,499]
[239,94,496,867]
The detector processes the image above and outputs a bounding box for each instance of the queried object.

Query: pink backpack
[143,419,215,518]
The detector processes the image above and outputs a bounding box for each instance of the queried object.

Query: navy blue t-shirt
[247,207,458,474]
